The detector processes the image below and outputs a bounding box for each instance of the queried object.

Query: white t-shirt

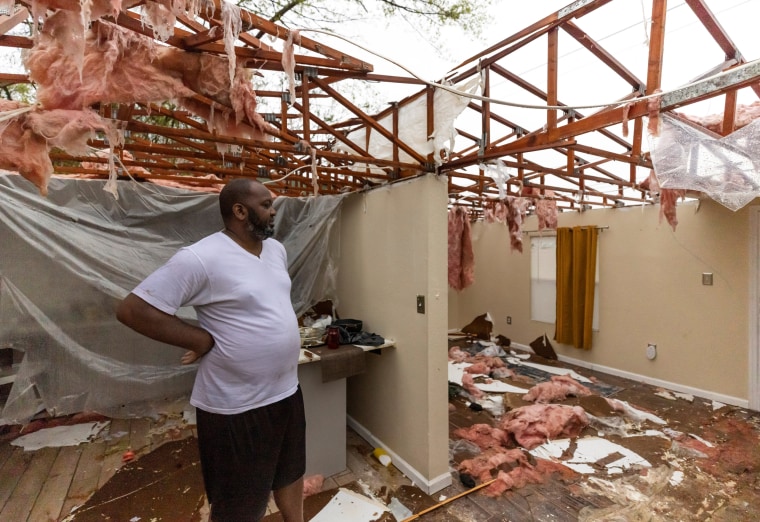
[133,231,300,414]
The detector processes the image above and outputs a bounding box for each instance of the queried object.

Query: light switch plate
[416,295,425,314]
[702,273,713,286]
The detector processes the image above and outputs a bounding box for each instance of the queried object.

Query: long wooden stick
[401,478,498,521]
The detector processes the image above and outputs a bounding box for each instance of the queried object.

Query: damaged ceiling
[0,0,758,214]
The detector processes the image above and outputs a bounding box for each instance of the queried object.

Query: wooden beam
[488,65,635,150]
[547,27,559,132]
[661,61,760,108]
[0,73,29,84]
[646,0,668,94]
[722,89,738,135]
[441,140,576,171]
[451,0,614,73]
[208,0,373,73]
[181,27,224,48]
[0,35,33,49]
[562,21,645,90]
[443,60,760,171]
[0,7,28,36]
[684,0,742,61]
[481,67,491,174]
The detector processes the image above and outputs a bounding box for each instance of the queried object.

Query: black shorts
[196,387,306,521]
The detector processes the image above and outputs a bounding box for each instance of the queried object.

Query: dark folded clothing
[336,326,385,346]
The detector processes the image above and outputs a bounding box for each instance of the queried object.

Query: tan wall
[337,174,450,491]
[449,199,752,404]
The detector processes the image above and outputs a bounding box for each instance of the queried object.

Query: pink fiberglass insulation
[521,187,558,230]
[459,208,475,289]
[30,0,140,22]
[461,373,485,399]
[484,200,507,224]
[453,423,509,451]
[141,1,177,43]
[458,447,562,497]
[448,206,464,288]
[521,375,593,404]
[647,90,662,136]
[642,171,685,231]
[281,29,300,106]
[505,196,530,253]
[659,188,686,231]
[81,149,150,176]
[681,102,760,134]
[536,191,558,230]
[483,459,577,498]
[458,447,528,483]
[499,404,589,450]
[464,356,506,374]
[26,11,271,141]
[465,362,491,375]
[27,11,189,109]
[302,474,324,497]
[484,466,545,497]
[0,100,110,195]
[448,206,475,291]
[448,346,469,363]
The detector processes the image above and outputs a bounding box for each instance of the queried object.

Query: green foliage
[0,83,36,103]
[239,0,491,34]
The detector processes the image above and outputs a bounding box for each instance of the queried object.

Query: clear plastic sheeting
[335,77,481,173]
[649,114,760,211]
[273,193,344,316]
[0,175,343,424]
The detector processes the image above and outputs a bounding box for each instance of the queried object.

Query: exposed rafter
[0,0,756,214]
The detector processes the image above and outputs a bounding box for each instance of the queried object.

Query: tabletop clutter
[299,316,386,349]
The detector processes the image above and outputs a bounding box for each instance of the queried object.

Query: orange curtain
[554,226,598,350]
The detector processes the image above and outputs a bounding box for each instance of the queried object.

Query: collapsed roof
[0,0,758,215]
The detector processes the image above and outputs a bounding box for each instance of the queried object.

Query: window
[530,235,599,330]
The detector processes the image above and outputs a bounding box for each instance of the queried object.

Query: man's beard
[245,207,274,239]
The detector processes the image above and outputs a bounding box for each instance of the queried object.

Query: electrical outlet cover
[646,344,657,360]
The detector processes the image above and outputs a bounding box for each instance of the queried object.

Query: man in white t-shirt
[116,179,304,522]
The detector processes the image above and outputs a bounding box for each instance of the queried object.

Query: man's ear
[232,202,246,219]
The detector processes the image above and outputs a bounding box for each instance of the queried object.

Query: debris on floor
[61,437,205,521]
[4,324,760,521]
[445,322,760,520]
[11,420,109,451]
[308,488,388,522]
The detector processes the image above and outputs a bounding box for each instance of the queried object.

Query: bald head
[219,179,269,223]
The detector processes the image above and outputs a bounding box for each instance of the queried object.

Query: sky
[4,0,758,114]
[302,0,760,113]
[302,0,760,202]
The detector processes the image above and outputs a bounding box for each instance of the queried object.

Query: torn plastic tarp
[273,192,345,315]
[335,77,480,173]
[648,114,760,211]
[0,174,344,424]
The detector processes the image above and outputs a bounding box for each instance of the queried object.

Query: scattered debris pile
[445,316,760,517]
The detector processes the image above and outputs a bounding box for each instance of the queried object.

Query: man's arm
[116,293,214,364]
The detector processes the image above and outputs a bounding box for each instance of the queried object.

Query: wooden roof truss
[0,0,757,210]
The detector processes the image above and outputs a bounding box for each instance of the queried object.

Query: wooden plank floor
[2,350,760,521]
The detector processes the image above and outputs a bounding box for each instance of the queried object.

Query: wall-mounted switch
[506,316,512,325]
[702,273,713,286]
[416,295,425,314]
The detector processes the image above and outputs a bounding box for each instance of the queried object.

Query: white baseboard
[346,415,452,495]
[511,342,749,409]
